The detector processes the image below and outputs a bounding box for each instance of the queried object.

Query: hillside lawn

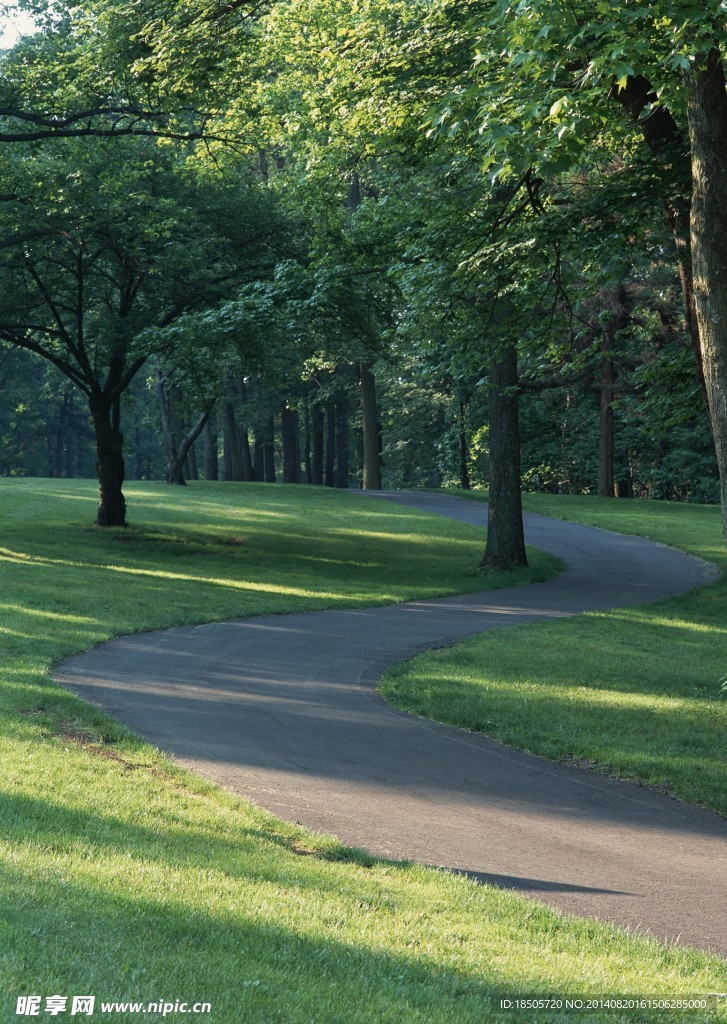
[0,479,725,1024]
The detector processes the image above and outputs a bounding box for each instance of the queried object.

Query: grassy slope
[382,491,727,816]
[1,479,725,1024]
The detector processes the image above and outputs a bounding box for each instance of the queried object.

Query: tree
[0,135,278,523]
[432,0,727,536]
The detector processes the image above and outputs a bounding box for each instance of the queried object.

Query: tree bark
[686,48,727,535]
[90,392,126,527]
[223,399,243,481]
[303,406,312,484]
[203,419,218,480]
[458,399,471,490]
[281,405,300,483]
[325,398,336,487]
[335,397,349,488]
[239,428,255,481]
[311,404,324,485]
[598,334,615,497]
[263,414,276,483]
[167,411,210,486]
[360,361,382,490]
[482,342,527,568]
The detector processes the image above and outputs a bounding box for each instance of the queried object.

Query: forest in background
[0,0,724,547]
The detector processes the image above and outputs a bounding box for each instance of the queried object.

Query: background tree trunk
[223,399,243,481]
[360,361,382,489]
[311,404,324,485]
[203,419,219,480]
[281,405,300,483]
[482,342,527,568]
[598,335,615,497]
[458,399,471,490]
[335,397,349,488]
[325,399,336,487]
[263,415,276,482]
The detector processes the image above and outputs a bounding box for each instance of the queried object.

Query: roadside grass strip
[0,480,725,1023]
[382,491,727,817]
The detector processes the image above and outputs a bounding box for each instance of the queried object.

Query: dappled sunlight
[101,563,369,599]
[0,547,85,569]
[0,604,99,625]
[605,609,727,635]
[439,673,703,713]
[329,527,478,546]
[0,626,37,640]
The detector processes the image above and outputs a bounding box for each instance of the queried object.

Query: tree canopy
[0,0,724,556]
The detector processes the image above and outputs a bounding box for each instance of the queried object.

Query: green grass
[1,479,725,1024]
[382,491,727,817]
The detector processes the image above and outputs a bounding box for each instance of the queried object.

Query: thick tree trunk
[598,335,615,498]
[686,49,727,535]
[311,405,324,485]
[360,361,382,490]
[482,343,527,568]
[90,393,126,527]
[203,419,219,480]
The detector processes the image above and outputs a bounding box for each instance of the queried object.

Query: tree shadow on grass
[0,794,719,1024]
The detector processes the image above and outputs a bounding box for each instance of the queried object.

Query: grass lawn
[382,491,727,818]
[1,479,725,1024]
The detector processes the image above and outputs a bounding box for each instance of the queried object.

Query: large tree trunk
[360,361,382,490]
[686,49,727,535]
[482,343,527,568]
[90,392,126,527]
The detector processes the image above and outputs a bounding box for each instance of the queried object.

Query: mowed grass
[382,491,727,817]
[1,478,725,1024]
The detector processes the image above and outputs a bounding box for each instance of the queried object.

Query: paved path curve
[54,493,727,956]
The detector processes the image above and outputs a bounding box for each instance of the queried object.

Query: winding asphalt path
[53,493,727,955]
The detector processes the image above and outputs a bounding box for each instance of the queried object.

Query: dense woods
[0,0,725,557]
